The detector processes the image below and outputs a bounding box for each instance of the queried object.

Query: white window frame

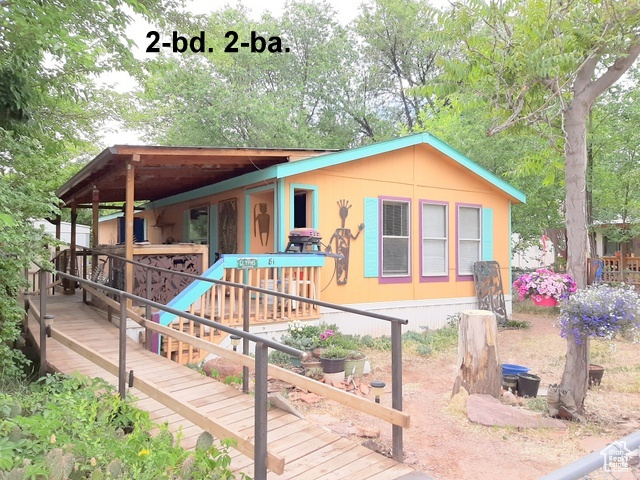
[381,199,411,278]
[457,205,481,276]
[421,202,448,277]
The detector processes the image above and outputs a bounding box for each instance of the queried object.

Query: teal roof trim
[145,167,278,210]
[144,132,526,209]
[275,132,526,204]
[98,212,124,222]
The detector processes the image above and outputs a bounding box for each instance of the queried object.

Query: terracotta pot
[532,295,558,307]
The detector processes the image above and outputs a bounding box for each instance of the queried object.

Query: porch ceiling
[57,145,333,206]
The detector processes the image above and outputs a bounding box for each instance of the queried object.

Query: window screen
[382,200,410,276]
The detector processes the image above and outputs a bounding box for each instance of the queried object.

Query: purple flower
[558,284,640,343]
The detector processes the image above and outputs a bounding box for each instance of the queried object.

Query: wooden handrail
[81,284,409,428]
[31,313,285,474]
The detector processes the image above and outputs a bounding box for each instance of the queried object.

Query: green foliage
[319,345,349,359]
[359,335,392,351]
[129,1,369,148]
[502,319,532,330]
[402,323,459,357]
[0,373,240,479]
[268,350,292,366]
[0,0,177,382]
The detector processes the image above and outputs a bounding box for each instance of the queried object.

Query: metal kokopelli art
[326,199,364,285]
[254,203,270,246]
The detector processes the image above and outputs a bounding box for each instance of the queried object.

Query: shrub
[0,373,241,479]
[320,345,349,359]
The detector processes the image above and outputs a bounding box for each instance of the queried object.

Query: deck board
[27,293,415,479]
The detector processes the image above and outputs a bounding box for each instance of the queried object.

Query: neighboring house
[94,133,526,333]
[511,233,555,271]
[592,221,640,257]
[33,219,91,247]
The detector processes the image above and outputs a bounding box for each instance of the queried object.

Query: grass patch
[525,397,548,412]
[501,319,532,330]
[402,323,458,357]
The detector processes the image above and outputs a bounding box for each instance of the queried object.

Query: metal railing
[35,269,301,480]
[72,245,408,462]
[33,250,409,470]
[541,430,640,479]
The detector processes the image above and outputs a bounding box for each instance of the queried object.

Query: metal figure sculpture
[326,199,364,285]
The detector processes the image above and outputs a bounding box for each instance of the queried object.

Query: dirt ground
[286,309,640,479]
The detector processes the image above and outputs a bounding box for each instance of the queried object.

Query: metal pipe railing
[540,430,640,479]
[42,270,304,480]
[53,246,409,462]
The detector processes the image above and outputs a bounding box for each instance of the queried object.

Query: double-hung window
[421,202,448,277]
[458,205,481,276]
[381,199,410,277]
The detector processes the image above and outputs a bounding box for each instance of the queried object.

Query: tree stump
[452,309,501,398]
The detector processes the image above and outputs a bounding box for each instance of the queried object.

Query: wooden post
[452,309,501,398]
[92,187,99,273]
[54,214,61,295]
[125,159,136,309]
[67,206,77,294]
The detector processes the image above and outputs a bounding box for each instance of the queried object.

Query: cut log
[452,309,501,398]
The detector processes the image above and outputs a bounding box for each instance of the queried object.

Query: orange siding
[286,144,513,304]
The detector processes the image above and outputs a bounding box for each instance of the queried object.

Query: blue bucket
[502,363,529,376]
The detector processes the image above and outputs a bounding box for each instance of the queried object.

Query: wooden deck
[26,293,420,480]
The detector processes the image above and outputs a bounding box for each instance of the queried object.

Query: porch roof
[56,145,334,206]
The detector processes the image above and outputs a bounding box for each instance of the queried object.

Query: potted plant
[319,345,349,374]
[344,350,367,379]
[312,326,335,358]
[512,268,577,306]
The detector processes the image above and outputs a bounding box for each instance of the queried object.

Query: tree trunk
[561,103,591,412]
[564,103,590,289]
[452,310,501,398]
[560,335,590,413]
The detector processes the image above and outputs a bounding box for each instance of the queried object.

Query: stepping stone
[467,394,567,429]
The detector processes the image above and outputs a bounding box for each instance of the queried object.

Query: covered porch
[52,145,332,363]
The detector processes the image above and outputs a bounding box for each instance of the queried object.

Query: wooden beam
[47,326,285,475]
[114,146,306,158]
[125,162,135,309]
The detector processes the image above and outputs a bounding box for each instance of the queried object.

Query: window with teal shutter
[363,198,379,277]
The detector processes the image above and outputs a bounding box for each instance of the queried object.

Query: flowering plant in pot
[513,268,577,305]
[558,283,640,344]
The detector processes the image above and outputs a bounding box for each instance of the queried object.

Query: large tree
[129,2,374,148]
[0,0,172,378]
[434,0,640,411]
